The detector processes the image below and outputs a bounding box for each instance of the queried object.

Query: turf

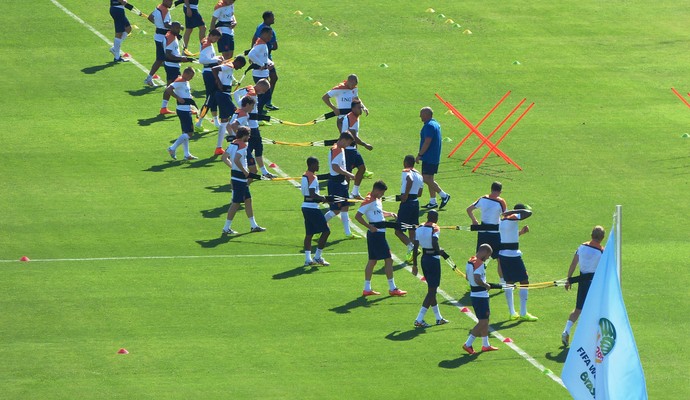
[1,0,689,398]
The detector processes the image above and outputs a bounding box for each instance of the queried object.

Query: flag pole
[615,204,622,284]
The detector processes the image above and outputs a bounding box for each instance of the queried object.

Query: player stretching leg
[394,155,424,263]
[412,210,448,327]
[463,244,500,354]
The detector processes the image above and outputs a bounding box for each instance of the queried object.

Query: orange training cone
[460,307,470,313]
[420,276,427,282]
[20,256,30,262]
[269,163,277,168]
[502,337,513,343]
[117,348,129,354]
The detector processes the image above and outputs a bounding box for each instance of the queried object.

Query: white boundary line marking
[267,158,565,388]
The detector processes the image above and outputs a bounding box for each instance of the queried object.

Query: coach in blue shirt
[252,11,279,111]
[415,107,451,209]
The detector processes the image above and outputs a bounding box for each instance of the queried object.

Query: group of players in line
[109,0,607,355]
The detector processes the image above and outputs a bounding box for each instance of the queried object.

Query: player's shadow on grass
[138,114,175,126]
[329,296,388,314]
[488,319,521,332]
[196,232,251,248]
[81,62,118,75]
[126,87,160,97]
[272,264,319,280]
[438,353,481,369]
[372,262,407,275]
[385,328,427,341]
[545,347,569,364]
[206,184,232,193]
[201,203,230,219]
[183,156,219,169]
[143,160,183,172]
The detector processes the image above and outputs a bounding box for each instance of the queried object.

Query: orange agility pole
[447,91,511,158]
[671,88,690,109]
[472,102,534,172]
[462,98,526,166]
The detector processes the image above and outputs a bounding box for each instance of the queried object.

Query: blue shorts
[218,33,235,53]
[366,231,391,261]
[231,179,251,203]
[302,207,330,236]
[202,70,218,112]
[183,7,205,29]
[421,162,439,175]
[215,91,236,119]
[247,128,263,158]
[164,65,180,83]
[471,296,490,320]
[421,255,441,287]
[345,148,365,171]
[576,276,593,310]
[498,255,529,283]
[396,199,419,229]
[177,109,194,133]
[477,231,501,259]
[110,7,130,33]
[327,179,349,211]
[155,40,166,61]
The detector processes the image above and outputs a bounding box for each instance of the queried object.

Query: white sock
[465,334,476,347]
[439,190,448,198]
[214,116,220,127]
[387,278,396,291]
[564,320,574,334]
[364,280,371,291]
[505,286,515,315]
[304,250,312,263]
[315,248,323,259]
[161,99,168,108]
[352,185,360,196]
[341,212,351,236]
[500,278,506,285]
[261,166,270,175]
[432,305,442,320]
[217,123,228,147]
[113,37,122,55]
[223,219,232,230]
[249,216,258,228]
[429,197,438,205]
[416,306,428,322]
[121,32,128,41]
[324,211,336,222]
[482,336,490,347]
[407,242,414,251]
[181,134,190,157]
[170,133,187,151]
[519,288,529,316]
[195,117,203,128]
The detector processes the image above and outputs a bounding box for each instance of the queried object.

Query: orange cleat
[388,288,407,296]
[481,345,499,352]
[160,108,175,115]
[462,344,476,355]
[214,147,225,156]
[362,290,380,297]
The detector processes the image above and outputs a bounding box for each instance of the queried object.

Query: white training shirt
[357,195,385,230]
[170,78,192,111]
[328,145,347,184]
[400,168,424,196]
[327,82,358,110]
[301,171,320,210]
[341,112,360,150]
[472,195,507,230]
[249,39,271,78]
[498,214,522,257]
[217,63,236,86]
[416,223,440,258]
[227,140,248,182]
[467,257,489,298]
[163,33,181,68]
[199,40,221,71]
[576,241,604,274]
[233,86,259,129]
[152,6,171,43]
[212,4,235,36]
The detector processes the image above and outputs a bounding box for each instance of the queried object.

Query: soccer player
[160,22,193,115]
[233,79,274,178]
[394,155,424,263]
[221,126,266,234]
[210,0,237,60]
[462,243,500,354]
[109,0,132,62]
[165,67,198,161]
[561,226,605,346]
[323,132,359,239]
[411,210,448,327]
[212,56,247,155]
[248,27,274,117]
[466,181,507,282]
[355,180,407,297]
[415,107,451,209]
[225,95,254,140]
[340,99,373,199]
[144,0,173,86]
[195,29,224,131]
[180,0,206,56]
[322,74,369,133]
[301,157,331,267]
[252,11,279,111]
[498,204,538,321]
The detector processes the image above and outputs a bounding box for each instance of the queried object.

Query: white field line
[266,158,565,388]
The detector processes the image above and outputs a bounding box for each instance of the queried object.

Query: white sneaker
[144,76,154,86]
[561,332,569,347]
[314,257,330,266]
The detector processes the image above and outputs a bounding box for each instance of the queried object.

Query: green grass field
[2,0,689,398]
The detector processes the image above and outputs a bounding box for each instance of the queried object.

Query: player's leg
[517,263,537,321]
[312,212,331,266]
[351,163,365,198]
[362,259,378,295]
[265,67,279,110]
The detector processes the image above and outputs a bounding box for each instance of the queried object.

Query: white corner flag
[561,209,647,399]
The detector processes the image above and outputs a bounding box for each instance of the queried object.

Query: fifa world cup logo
[595,318,616,363]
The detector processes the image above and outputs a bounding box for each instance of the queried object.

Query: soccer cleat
[481,345,499,352]
[167,148,176,160]
[304,259,316,266]
[362,170,374,179]
[362,289,380,297]
[439,194,452,209]
[258,120,272,126]
[251,226,267,232]
[436,318,450,326]
[114,57,129,63]
[144,76,154,86]
[265,104,280,111]
[160,108,175,115]
[520,313,539,322]
[214,147,225,156]
[262,172,277,179]
[388,288,407,296]
[414,320,431,328]
[195,125,208,133]
[561,332,570,347]
[509,312,520,321]
[422,202,438,209]
[405,249,414,264]
[345,233,363,240]
[462,344,476,355]
[184,154,198,161]
[183,48,194,57]
[313,257,330,266]
[222,228,237,235]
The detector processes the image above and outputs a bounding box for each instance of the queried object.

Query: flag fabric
[561,227,647,399]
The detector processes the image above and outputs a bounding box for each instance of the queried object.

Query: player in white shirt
[248,27,274,117]
[411,210,448,328]
[355,180,407,297]
[233,80,274,178]
[322,74,368,133]
[160,22,193,115]
[144,0,173,86]
[467,181,508,282]
[498,204,537,321]
[340,99,374,199]
[210,0,237,59]
[225,96,254,141]
[165,67,198,161]
[323,132,357,239]
[211,56,247,154]
[221,126,266,234]
[462,244,500,355]
[109,0,132,62]
[195,29,224,131]
[301,157,331,267]
[394,155,424,263]
[561,226,605,346]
